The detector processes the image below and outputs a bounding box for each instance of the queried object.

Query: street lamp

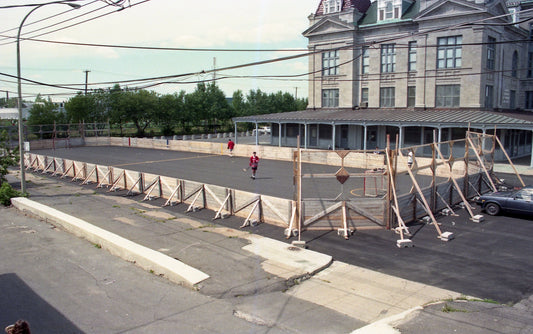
[17,1,81,194]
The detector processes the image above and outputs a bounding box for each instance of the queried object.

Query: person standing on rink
[249,152,259,179]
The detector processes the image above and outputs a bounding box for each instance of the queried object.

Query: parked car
[476,186,533,216]
[252,126,271,136]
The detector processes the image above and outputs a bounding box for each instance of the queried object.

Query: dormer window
[324,0,342,14]
[378,0,401,21]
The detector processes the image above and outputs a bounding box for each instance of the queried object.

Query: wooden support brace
[213,193,232,220]
[142,176,161,201]
[96,169,112,188]
[436,191,458,216]
[126,175,143,196]
[467,137,497,192]
[42,159,54,174]
[240,198,261,228]
[71,163,86,182]
[494,135,525,187]
[285,204,298,239]
[60,162,74,179]
[435,144,475,218]
[108,170,126,192]
[81,166,97,185]
[399,150,443,237]
[341,201,349,239]
[186,187,204,212]
[163,183,182,207]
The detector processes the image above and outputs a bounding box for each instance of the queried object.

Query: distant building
[0,107,30,120]
[233,0,533,163]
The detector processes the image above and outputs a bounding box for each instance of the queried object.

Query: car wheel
[485,203,501,216]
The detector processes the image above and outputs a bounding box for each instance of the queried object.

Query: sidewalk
[8,169,533,333]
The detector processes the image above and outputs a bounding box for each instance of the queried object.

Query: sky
[0,0,319,103]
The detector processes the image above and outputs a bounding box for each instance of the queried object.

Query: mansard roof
[315,0,372,16]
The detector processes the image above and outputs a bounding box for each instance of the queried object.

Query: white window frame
[322,50,339,76]
[324,0,342,14]
[436,84,460,107]
[408,41,417,72]
[361,87,369,104]
[322,89,339,107]
[381,44,396,73]
[380,87,395,107]
[437,36,462,69]
[407,86,416,107]
[362,47,369,74]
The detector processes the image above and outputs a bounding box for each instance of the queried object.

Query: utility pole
[295,87,298,100]
[84,70,90,95]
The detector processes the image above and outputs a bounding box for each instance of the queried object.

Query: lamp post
[17,1,81,193]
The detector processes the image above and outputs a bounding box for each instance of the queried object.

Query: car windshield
[514,188,533,200]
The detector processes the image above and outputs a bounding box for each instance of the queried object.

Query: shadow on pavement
[0,273,83,333]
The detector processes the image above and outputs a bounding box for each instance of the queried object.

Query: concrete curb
[11,197,210,287]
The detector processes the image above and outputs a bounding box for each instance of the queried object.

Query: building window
[436,84,460,107]
[526,91,533,109]
[379,0,400,21]
[485,85,494,108]
[322,89,339,107]
[486,37,496,70]
[407,86,416,107]
[437,36,462,69]
[361,88,369,104]
[380,87,395,107]
[381,44,396,73]
[362,47,369,74]
[324,0,342,14]
[322,50,339,76]
[408,41,417,72]
[512,51,518,78]
[510,90,516,109]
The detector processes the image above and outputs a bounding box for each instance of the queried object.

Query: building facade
[233,0,533,162]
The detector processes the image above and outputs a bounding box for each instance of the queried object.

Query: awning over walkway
[233,108,533,130]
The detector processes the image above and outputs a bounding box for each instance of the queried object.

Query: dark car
[476,186,533,216]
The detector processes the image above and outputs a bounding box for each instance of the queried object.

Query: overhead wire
[2,3,533,98]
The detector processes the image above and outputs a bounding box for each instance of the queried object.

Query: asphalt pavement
[2,141,533,333]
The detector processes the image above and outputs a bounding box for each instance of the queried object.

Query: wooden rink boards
[25,132,509,241]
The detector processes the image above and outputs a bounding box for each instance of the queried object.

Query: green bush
[0,182,24,206]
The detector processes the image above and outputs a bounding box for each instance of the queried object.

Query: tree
[27,100,65,126]
[122,89,158,137]
[155,92,185,136]
[0,130,18,183]
[0,130,23,205]
[108,85,128,136]
[231,90,246,117]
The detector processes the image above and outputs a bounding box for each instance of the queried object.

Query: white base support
[472,214,484,223]
[396,239,414,248]
[421,216,431,224]
[291,240,307,248]
[439,231,455,241]
[441,208,452,216]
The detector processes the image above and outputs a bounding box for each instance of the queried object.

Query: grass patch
[94,243,102,249]
[441,303,468,313]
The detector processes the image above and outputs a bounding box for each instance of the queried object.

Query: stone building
[233,0,533,162]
